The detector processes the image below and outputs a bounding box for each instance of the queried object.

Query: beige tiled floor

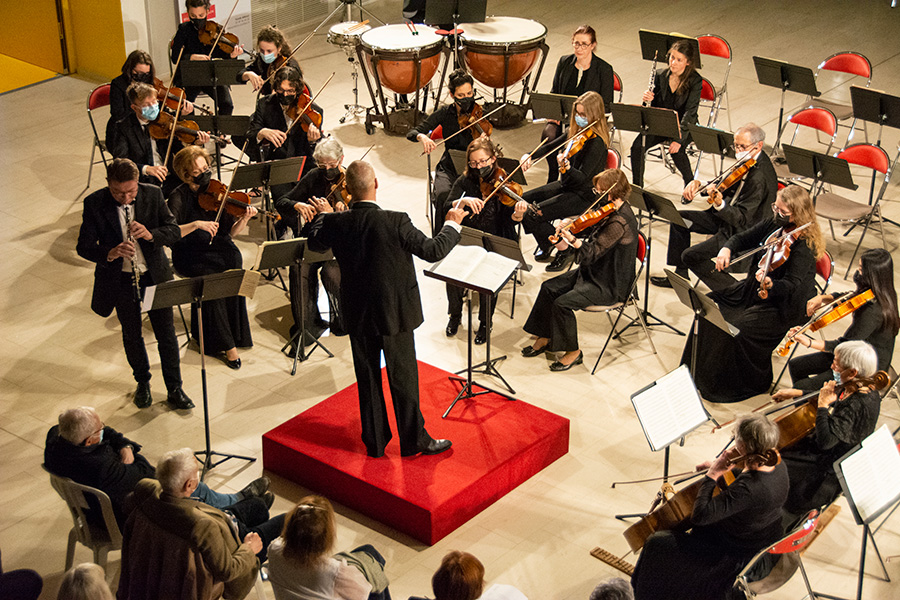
[2,1,899,598]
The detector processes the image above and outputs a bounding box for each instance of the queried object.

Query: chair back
[606,147,621,170]
[636,231,647,265]
[837,143,889,174]
[45,466,122,553]
[700,77,716,102]
[815,250,834,293]
[613,71,623,103]
[88,84,111,111]
[818,51,872,82]
[697,34,732,60]
[788,107,837,137]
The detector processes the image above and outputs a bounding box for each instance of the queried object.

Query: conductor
[308,161,466,458]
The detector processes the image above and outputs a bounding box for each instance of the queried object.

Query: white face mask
[735,149,752,162]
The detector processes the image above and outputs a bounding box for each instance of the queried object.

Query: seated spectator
[268,495,391,600]
[118,448,285,600]
[57,563,113,600]
[0,548,42,600]
[430,551,526,600]
[589,578,633,600]
[44,406,269,524]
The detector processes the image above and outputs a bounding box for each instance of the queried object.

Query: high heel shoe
[549,351,583,372]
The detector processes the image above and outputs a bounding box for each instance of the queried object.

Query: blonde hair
[780,185,825,259]
[57,563,113,600]
[173,145,211,183]
[569,91,610,147]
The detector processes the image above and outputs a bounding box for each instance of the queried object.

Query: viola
[548,202,616,244]
[706,158,756,206]
[198,179,280,221]
[287,92,324,134]
[153,77,210,115]
[323,167,352,207]
[558,128,596,174]
[197,20,242,55]
[757,225,804,299]
[480,166,524,208]
[775,289,876,357]
[458,103,493,140]
[147,112,223,145]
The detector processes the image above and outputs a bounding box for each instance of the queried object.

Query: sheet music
[838,425,900,524]
[140,284,156,314]
[430,244,519,294]
[631,365,709,451]
[239,270,261,299]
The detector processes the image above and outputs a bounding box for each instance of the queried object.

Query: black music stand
[143,269,260,478]
[458,224,531,320]
[686,124,735,179]
[530,92,578,123]
[638,29,701,69]
[253,238,334,375]
[624,186,685,336]
[425,0,487,69]
[849,85,900,146]
[782,144,857,200]
[751,57,820,154]
[610,103,681,186]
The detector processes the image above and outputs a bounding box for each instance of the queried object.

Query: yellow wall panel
[0,0,66,73]
[66,0,127,81]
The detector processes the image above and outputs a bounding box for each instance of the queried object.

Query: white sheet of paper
[838,425,900,523]
[140,284,156,314]
[632,365,709,451]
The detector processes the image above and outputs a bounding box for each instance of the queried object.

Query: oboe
[642,50,658,107]
[124,205,142,302]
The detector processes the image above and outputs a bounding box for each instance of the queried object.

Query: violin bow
[212,139,250,232]
[257,30,316,95]
[162,90,186,169]
[723,222,811,267]
[422,104,506,155]
[207,0,241,58]
[323,144,375,205]
[284,72,335,137]
[166,47,185,111]
[479,138,546,204]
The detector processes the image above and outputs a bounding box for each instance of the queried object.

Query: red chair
[773,107,838,179]
[692,77,721,178]
[610,71,624,147]
[697,34,732,131]
[86,83,112,189]
[606,147,621,170]
[808,51,872,144]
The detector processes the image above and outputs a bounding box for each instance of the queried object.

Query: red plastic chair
[773,107,838,179]
[606,147,621,170]
[809,51,872,144]
[86,83,111,189]
[697,34,732,131]
[610,71,624,148]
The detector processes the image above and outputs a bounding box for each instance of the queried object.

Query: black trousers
[349,330,427,457]
[670,209,740,291]
[227,496,285,564]
[523,270,604,352]
[289,260,343,333]
[630,133,694,187]
[789,351,834,391]
[185,85,234,116]
[446,285,496,327]
[431,167,455,236]
[541,121,563,184]
[114,272,182,392]
[522,181,592,252]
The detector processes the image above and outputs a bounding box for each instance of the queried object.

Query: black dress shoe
[521,343,548,357]
[474,324,487,345]
[446,315,461,337]
[134,382,152,408]
[238,476,270,501]
[402,438,452,457]
[549,351,584,372]
[220,354,241,370]
[650,275,674,289]
[262,491,275,509]
[546,250,574,272]
[533,247,554,263]
[167,388,195,410]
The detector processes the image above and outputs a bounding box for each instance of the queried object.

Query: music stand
[530,92,578,123]
[610,103,681,187]
[686,124,735,179]
[142,269,260,478]
[623,186,686,336]
[751,57,820,154]
[849,85,900,146]
[425,0,487,68]
[253,238,334,375]
[782,144,857,199]
[638,30,701,69]
[459,223,530,320]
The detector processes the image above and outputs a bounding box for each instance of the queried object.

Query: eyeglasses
[572,41,592,49]
[732,142,755,152]
[771,203,792,218]
[468,157,493,168]
[81,423,104,446]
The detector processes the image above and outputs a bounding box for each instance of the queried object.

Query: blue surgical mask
[574,115,589,128]
[97,428,104,443]
[261,51,277,64]
[832,369,842,383]
[141,102,160,121]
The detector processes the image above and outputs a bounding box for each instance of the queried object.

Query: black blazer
[76,184,180,317]
[109,73,132,125]
[247,93,316,163]
[650,68,702,143]
[714,151,778,238]
[106,113,182,187]
[308,202,460,336]
[551,54,614,107]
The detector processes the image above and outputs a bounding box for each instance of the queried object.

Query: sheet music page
[839,425,900,523]
[631,365,708,451]
[430,244,485,282]
[239,270,261,299]
[140,284,156,314]
[469,252,519,293]
[252,242,272,271]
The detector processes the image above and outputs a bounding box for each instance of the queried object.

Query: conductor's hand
[145,165,168,182]
[259,128,287,148]
[818,380,838,409]
[129,221,153,241]
[108,240,136,262]
[772,387,803,402]
[715,248,731,272]
[311,196,333,214]
[294,202,317,222]
[682,180,702,202]
[243,532,263,555]
[642,90,654,105]
[418,134,437,154]
[519,153,533,172]
[445,206,466,224]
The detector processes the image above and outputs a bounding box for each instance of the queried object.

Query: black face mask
[324,167,341,180]
[478,164,495,181]
[132,71,153,84]
[456,96,475,113]
[191,17,207,30]
[853,269,866,290]
[193,170,211,190]
[278,93,296,107]
[773,212,791,227]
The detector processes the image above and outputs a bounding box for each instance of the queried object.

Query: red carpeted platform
[263,361,569,544]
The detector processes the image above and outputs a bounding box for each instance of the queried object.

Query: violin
[286,92,324,134]
[153,77,211,115]
[147,112,223,145]
[548,202,617,244]
[757,225,804,299]
[480,166,524,207]
[775,289,876,357]
[324,168,352,207]
[558,128,596,174]
[706,158,756,206]
[458,103,494,140]
[197,20,242,56]
[198,179,280,221]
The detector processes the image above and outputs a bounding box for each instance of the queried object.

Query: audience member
[57,563,113,600]
[0,548,42,600]
[589,578,633,600]
[430,551,526,600]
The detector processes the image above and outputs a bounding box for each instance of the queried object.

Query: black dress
[683,218,817,403]
[168,184,252,354]
[631,463,789,600]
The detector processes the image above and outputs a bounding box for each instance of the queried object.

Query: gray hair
[589,577,634,600]
[734,413,780,457]
[58,407,99,445]
[57,563,114,600]
[312,136,344,163]
[835,340,877,377]
[157,448,198,494]
[737,122,766,144]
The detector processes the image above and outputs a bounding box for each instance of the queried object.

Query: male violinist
[650,123,776,291]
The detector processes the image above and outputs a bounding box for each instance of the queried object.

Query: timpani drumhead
[327,21,372,47]
[360,25,445,95]
[459,16,547,88]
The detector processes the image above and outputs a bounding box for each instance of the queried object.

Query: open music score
[836,425,900,525]
[428,243,520,295]
[631,365,709,452]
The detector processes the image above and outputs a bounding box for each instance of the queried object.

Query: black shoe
[533,247,554,263]
[134,382,152,408]
[650,275,673,289]
[549,351,584,372]
[546,250,574,272]
[402,437,452,457]
[220,354,241,370]
[474,324,487,345]
[521,342,548,357]
[261,491,275,509]
[166,388,195,410]
[446,315,461,337]
[238,476,270,501]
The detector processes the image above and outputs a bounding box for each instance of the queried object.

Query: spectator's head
[57,563,113,600]
[345,160,377,203]
[280,495,336,567]
[589,577,634,600]
[58,407,103,447]
[156,448,200,497]
[432,551,485,600]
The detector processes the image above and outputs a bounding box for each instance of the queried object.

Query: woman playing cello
[630,414,788,600]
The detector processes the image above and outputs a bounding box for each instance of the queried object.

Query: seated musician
[444,137,519,344]
[168,146,256,369]
[684,185,824,403]
[171,0,243,117]
[106,82,210,194]
[629,39,702,189]
[519,169,636,372]
[780,248,899,392]
[777,341,882,516]
[238,25,303,95]
[409,69,483,235]
[519,90,610,271]
[630,414,788,600]
[650,123,776,291]
[275,136,346,338]
[540,25,614,184]
[110,50,196,125]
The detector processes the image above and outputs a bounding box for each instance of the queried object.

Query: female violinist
[110,50,196,124]
[517,91,610,271]
[408,69,483,235]
[443,138,519,344]
[777,248,899,393]
[630,414,788,600]
[274,136,346,338]
[539,25,614,184]
[684,185,825,403]
[168,146,256,369]
[238,25,304,95]
[629,39,702,188]
[519,169,636,372]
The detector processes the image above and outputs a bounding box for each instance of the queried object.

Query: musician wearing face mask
[238,25,304,95]
[110,50,196,125]
[650,123,776,291]
[409,69,483,235]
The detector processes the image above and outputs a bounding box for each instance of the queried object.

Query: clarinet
[642,50,658,107]
[124,205,142,302]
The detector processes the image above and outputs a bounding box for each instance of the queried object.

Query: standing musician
[684,185,825,403]
[630,414,788,600]
[168,146,256,370]
[778,341,882,515]
[238,25,304,95]
[776,248,898,393]
[443,138,519,344]
[518,90,610,271]
[540,25,614,184]
[76,159,193,410]
[629,39,702,189]
[650,123,776,291]
[110,50,196,125]
[275,136,346,338]
[520,169,636,372]
[171,0,244,117]
[409,69,484,235]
